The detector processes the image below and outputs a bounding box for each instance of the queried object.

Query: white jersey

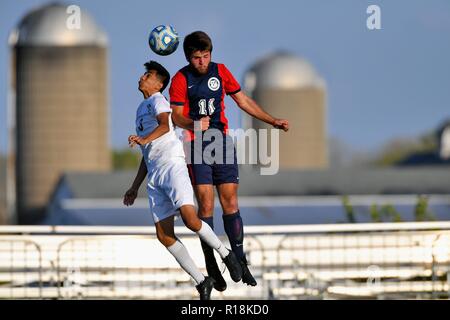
[135,92,184,170]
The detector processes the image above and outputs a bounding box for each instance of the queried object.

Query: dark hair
[144,60,170,92]
[183,31,213,61]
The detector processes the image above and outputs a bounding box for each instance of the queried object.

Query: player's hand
[273,119,289,132]
[123,188,138,206]
[196,116,210,131]
[128,135,143,147]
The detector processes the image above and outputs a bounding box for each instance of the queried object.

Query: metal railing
[0,239,43,298]
[0,222,449,299]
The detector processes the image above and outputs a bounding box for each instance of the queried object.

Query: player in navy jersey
[170,31,289,291]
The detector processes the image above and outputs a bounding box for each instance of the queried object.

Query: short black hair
[144,60,170,92]
[183,31,213,61]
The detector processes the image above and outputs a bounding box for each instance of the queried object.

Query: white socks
[165,222,230,285]
[166,239,205,285]
[196,221,229,259]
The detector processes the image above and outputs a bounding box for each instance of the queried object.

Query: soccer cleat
[222,250,243,282]
[240,256,257,286]
[196,276,215,300]
[206,260,227,292]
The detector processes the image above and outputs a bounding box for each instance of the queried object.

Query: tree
[373,131,437,166]
[112,149,141,170]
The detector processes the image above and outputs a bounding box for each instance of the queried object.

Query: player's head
[139,61,170,94]
[183,31,213,74]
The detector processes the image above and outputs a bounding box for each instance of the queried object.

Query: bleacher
[0,222,449,299]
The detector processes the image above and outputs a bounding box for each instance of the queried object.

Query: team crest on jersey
[208,77,220,91]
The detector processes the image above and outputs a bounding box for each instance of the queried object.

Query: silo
[243,52,328,170]
[8,3,111,224]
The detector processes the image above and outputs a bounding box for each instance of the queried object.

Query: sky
[1,0,450,155]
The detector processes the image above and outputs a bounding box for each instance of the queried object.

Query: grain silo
[243,51,328,170]
[8,3,111,224]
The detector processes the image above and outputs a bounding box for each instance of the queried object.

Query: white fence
[0,222,450,299]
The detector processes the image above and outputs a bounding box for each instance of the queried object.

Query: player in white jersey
[123,61,242,300]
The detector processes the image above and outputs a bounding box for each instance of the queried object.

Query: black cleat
[196,276,215,300]
[206,260,227,292]
[240,256,257,286]
[222,250,243,282]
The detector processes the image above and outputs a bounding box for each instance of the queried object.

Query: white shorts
[146,157,195,223]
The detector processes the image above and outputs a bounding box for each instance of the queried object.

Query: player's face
[139,70,161,92]
[189,50,211,74]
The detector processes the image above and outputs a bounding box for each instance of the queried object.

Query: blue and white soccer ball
[148,25,179,56]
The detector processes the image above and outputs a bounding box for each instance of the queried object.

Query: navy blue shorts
[184,133,239,185]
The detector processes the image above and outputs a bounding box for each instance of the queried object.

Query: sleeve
[169,71,187,106]
[153,96,171,116]
[219,64,241,95]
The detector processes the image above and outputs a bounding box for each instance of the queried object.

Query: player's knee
[220,195,238,212]
[156,230,176,247]
[198,202,214,216]
[183,217,201,232]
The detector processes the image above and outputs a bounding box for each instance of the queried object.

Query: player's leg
[154,215,214,300]
[186,152,229,291]
[192,184,228,291]
[213,134,257,286]
[189,182,231,291]
[217,183,257,287]
[185,136,229,291]
[179,204,242,282]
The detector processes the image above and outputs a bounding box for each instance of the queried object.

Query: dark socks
[222,210,244,260]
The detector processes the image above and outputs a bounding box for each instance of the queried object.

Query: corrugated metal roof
[58,166,450,199]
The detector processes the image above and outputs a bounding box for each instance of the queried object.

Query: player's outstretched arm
[123,157,147,206]
[231,91,289,132]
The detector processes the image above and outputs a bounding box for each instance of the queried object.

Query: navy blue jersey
[170,62,241,140]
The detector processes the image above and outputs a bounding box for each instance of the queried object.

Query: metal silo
[8,3,111,224]
[243,52,328,170]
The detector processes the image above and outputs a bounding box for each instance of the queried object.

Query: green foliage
[369,204,382,222]
[373,132,438,166]
[380,205,403,222]
[414,195,436,221]
[342,195,436,223]
[363,203,403,222]
[112,149,141,170]
[342,195,356,223]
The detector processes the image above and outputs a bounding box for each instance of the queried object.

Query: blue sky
[1,0,450,155]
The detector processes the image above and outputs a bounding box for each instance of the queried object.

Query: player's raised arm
[231,91,289,132]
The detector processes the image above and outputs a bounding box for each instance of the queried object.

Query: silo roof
[244,51,324,91]
[9,2,108,47]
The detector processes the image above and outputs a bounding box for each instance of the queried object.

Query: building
[8,3,111,224]
[398,119,450,166]
[242,51,328,169]
[43,167,450,227]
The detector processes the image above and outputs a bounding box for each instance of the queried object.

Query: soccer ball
[148,25,179,56]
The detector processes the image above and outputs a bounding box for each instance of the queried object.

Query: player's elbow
[160,123,170,134]
[237,96,253,111]
[171,112,183,127]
